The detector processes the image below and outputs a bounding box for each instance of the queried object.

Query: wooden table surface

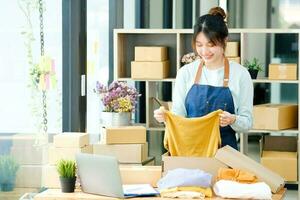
[34,188,286,200]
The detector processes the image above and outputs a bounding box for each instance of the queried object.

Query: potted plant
[0,155,19,192]
[56,159,77,193]
[244,58,263,79]
[94,81,141,126]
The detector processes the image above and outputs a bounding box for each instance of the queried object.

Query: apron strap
[194,58,230,87]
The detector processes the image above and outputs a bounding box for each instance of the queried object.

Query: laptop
[75,153,159,198]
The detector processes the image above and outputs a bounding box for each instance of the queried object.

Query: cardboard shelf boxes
[268,63,297,80]
[131,46,170,79]
[225,41,240,64]
[260,136,298,182]
[253,104,298,130]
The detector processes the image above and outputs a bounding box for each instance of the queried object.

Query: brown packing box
[134,46,167,61]
[53,132,89,148]
[131,61,169,79]
[48,144,93,165]
[215,145,285,193]
[100,126,146,144]
[253,104,298,130]
[119,156,155,166]
[162,152,228,179]
[120,166,161,187]
[227,56,241,64]
[93,143,148,163]
[10,145,48,165]
[260,136,297,182]
[225,42,239,57]
[269,63,297,80]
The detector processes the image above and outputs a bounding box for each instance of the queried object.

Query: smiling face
[195,32,225,67]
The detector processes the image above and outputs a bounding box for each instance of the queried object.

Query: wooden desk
[34,188,286,200]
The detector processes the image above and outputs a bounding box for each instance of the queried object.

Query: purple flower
[94,81,141,112]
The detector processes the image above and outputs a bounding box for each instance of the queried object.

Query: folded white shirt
[213,180,272,200]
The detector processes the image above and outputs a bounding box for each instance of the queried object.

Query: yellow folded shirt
[164,109,222,157]
[217,168,258,184]
[160,186,212,198]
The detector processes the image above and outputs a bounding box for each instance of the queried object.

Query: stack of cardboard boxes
[11,134,48,188]
[225,41,240,64]
[93,126,151,165]
[43,133,92,188]
[131,46,170,79]
[93,126,161,187]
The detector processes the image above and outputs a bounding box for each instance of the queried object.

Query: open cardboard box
[162,145,285,194]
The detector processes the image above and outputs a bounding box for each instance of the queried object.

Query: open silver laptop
[75,153,159,198]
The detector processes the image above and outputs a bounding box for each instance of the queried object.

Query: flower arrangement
[181,52,201,65]
[94,81,140,113]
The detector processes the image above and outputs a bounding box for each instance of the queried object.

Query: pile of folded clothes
[213,168,272,200]
[157,168,213,199]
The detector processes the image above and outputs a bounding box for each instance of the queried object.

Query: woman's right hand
[153,107,166,123]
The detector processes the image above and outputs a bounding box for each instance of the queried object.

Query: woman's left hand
[219,111,236,127]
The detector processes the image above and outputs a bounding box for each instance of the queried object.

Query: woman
[154,7,253,150]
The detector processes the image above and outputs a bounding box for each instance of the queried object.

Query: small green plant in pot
[0,155,19,192]
[244,58,263,79]
[56,159,76,193]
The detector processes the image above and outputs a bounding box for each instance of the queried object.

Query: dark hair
[192,7,228,51]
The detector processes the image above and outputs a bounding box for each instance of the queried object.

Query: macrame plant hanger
[39,0,48,135]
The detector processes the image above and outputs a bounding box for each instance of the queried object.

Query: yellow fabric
[217,168,258,184]
[160,186,212,198]
[164,109,222,157]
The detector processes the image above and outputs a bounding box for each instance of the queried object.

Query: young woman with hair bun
[154,7,253,150]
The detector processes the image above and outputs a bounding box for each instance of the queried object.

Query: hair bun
[209,7,226,20]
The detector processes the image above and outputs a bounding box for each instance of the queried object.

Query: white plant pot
[100,112,131,127]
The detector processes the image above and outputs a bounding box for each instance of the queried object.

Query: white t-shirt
[172,59,253,133]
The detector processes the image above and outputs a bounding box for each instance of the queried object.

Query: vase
[100,112,131,126]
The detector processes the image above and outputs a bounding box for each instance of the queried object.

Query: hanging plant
[18,0,58,144]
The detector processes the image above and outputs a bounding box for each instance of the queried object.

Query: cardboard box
[93,143,148,163]
[135,46,168,61]
[53,133,89,148]
[10,145,48,165]
[120,166,161,187]
[215,145,285,193]
[100,126,146,144]
[16,165,43,188]
[48,144,93,165]
[42,165,60,188]
[269,63,297,80]
[162,153,228,179]
[227,57,241,64]
[260,136,297,182]
[225,42,239,57]
[253,104,298,130]
[131,61,169,79]
[119,156,155,166]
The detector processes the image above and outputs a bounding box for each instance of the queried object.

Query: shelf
[117,78,176,82]
[252,78,298,84]
[249,129,299,134]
